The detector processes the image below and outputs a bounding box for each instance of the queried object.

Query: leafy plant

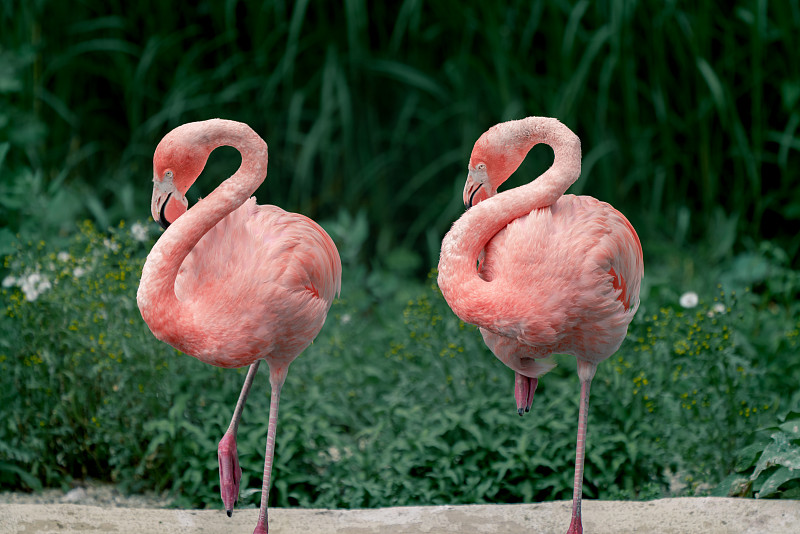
[622,287,780,485]
[713,410,800,499]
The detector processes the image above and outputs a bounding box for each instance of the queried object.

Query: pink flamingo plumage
[438,116,643,533]
[137,119,341,534]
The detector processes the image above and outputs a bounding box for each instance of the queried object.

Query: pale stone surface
[1,498,799,534]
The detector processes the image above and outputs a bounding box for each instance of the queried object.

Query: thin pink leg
[567,374,593,534]
[219,361,260,516]
[253,365,289,534]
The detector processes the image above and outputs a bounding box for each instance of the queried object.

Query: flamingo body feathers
[473,194,641,374]
[170,198,341,369]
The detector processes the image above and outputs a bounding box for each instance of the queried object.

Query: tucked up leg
[514,372,538,416]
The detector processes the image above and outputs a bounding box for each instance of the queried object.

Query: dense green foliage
[1,223,799,507]
[2,0,799,266]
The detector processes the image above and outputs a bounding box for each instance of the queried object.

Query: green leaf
[781,81,800,112]
[0,461,43,491]
[778,419,800,439]
[365,59,446,100]
[0,142,9,170]
[0,228,15,257]
[696,57,727,118]
[712,473,751,497]
[751,432,800,481]
[756,466,800,498]
[734,440,771,472]
[779,410,800,424]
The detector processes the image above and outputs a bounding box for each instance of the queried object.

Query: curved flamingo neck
[138,120,268,347]
[437,117,581,328]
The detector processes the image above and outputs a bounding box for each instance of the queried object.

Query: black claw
[525,406,530,412]
[226,510,232,518]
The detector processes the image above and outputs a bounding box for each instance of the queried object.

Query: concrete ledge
[1,498,798,534]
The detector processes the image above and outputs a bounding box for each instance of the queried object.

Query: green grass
[1,220,798,508]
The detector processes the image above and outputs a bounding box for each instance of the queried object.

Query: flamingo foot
[514,373,538,415]
[218,431,242,516]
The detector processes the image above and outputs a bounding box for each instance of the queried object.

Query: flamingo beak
[463,173,488,209]
[151,177,187,229]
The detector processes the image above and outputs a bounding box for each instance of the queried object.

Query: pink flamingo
[137,119,341,534]
[438,117,643,533]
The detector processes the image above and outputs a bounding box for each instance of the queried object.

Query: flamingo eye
[164,170,174,180]
[476,163,486,170]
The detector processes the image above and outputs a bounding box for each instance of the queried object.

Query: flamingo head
[151,124,214,229]
[150,169,188,230]
[463,161,491,208]
[464,121,530,209]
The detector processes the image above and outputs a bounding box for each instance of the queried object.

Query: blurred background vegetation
[2,0,800,509]
[2,0,798,268]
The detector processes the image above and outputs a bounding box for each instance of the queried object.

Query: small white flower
[340,313,351,325]
[679,291,699,309]
[18,272,51,302]
[73,267,86,278]
[103,238,120,252]
[328,446,342,462]
[131,222,149,242]
[713,303,726,314]
[38,277,51,292]
[2,276,16,288]
[57,251,71,262]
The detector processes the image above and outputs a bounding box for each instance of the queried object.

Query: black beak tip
[226,509,232,518]
[517,408,524,417]
[158,192,172,230]
[466,183,481,210]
